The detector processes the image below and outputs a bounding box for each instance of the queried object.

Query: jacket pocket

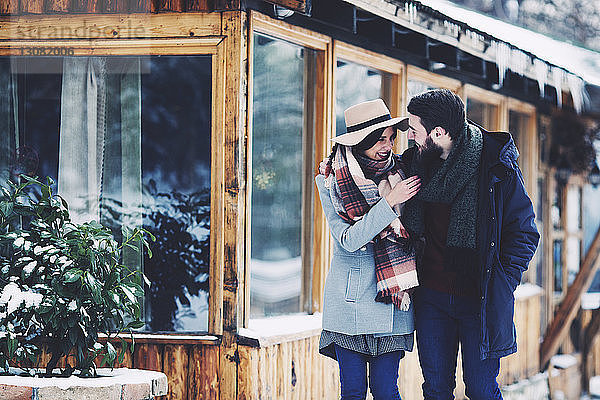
[345,268,361,302]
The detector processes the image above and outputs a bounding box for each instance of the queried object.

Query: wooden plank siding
[238,336,340,400]
[0,0,304,13]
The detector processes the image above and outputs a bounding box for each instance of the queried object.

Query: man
[399,89,539,399]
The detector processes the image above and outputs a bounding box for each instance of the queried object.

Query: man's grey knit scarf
[402,123,483,273]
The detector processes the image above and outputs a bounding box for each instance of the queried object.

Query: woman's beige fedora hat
[332,99,409,146]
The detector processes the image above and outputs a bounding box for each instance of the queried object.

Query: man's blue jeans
[415,287,503,400]
[334,344,403,400]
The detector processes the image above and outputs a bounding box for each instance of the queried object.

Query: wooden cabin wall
[0,0,225,14]
[581,308,600,381]
[499,290,543,384]
[238,336,339,400]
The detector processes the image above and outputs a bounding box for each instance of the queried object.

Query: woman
[316,99,421,400]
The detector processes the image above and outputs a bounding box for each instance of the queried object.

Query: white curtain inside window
[58,57,142,238]
[58,57,107,224]
[0,60,18,184]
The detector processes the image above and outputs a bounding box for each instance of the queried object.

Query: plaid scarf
[324,146,419,311]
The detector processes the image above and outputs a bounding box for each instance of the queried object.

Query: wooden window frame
[246,11,332,328]
[507,99,538,221]
[406,65,462,93]
[507,100,539,284]
[333,40,407,151]
[463,84,506,132]
[0,29,227,337]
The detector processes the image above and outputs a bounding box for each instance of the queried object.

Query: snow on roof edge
[417,0,600,87]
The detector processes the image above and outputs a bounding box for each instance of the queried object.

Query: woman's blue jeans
[415,287,503,400]
[334,344,403,400]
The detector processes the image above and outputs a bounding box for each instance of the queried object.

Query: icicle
[533,59,548,97]
[405,2,416,24]
[494,41,511,87]
[468,30,481,48]
[552,67,565,108]
[567,73,589,114]
[510,48,528,76]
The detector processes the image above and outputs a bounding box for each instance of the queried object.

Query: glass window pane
[140,56,212,332]
[406,80,445,147]
[467,99,499,130]
[584,185,600,292]
[535,176,545,288]
[407,80,438,98]
[509,110,531,182]
[552,184,563,230]
[553,239,563,293]
[566,237,580,287]
[250,34,315,318]
[335,60,388,136]
[1,56,212,333]
[566,185,582,233]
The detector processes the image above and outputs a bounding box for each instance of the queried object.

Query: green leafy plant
[0,176,153,377]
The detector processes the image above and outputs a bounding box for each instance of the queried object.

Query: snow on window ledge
[238,313,322,347]
[514,283,543,300]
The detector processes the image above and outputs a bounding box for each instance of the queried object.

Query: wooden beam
[46,0,70,13]
[213,0,239,10]
[0,0,18,15]
[265,0,311,14]
[21,0,43,13]
[71,0,100,13]
[186,0,210,12]
[583,309,600,390]
[156,0,183,12]
[0,13,222,40]
[540,226,600,367]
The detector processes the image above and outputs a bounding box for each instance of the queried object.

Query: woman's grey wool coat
[315,174,415,337]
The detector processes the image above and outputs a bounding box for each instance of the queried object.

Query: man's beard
[416,135,443,166]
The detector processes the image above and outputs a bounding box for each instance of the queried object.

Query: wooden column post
[582,309,600,391]
[220,9,248,400]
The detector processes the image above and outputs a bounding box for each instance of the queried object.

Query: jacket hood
[470,122,519,172]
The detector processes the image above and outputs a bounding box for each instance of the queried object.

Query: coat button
[360,246,367,251]
[490,241,495,247]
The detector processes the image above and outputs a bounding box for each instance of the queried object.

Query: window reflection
[335,60,388,135]
[554,240,563,293]
[552,184,563,230]
[535,177,545,288]
[0,56,212,332]
[250,34,316,318]
[566,186,582,233]
[407,80,438,98]
[566,237,581,287]
[467,99,498,130]
[509,110,531,182]
[406,80,441,147]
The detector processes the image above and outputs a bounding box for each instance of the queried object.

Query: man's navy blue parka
[402,122,540,360]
